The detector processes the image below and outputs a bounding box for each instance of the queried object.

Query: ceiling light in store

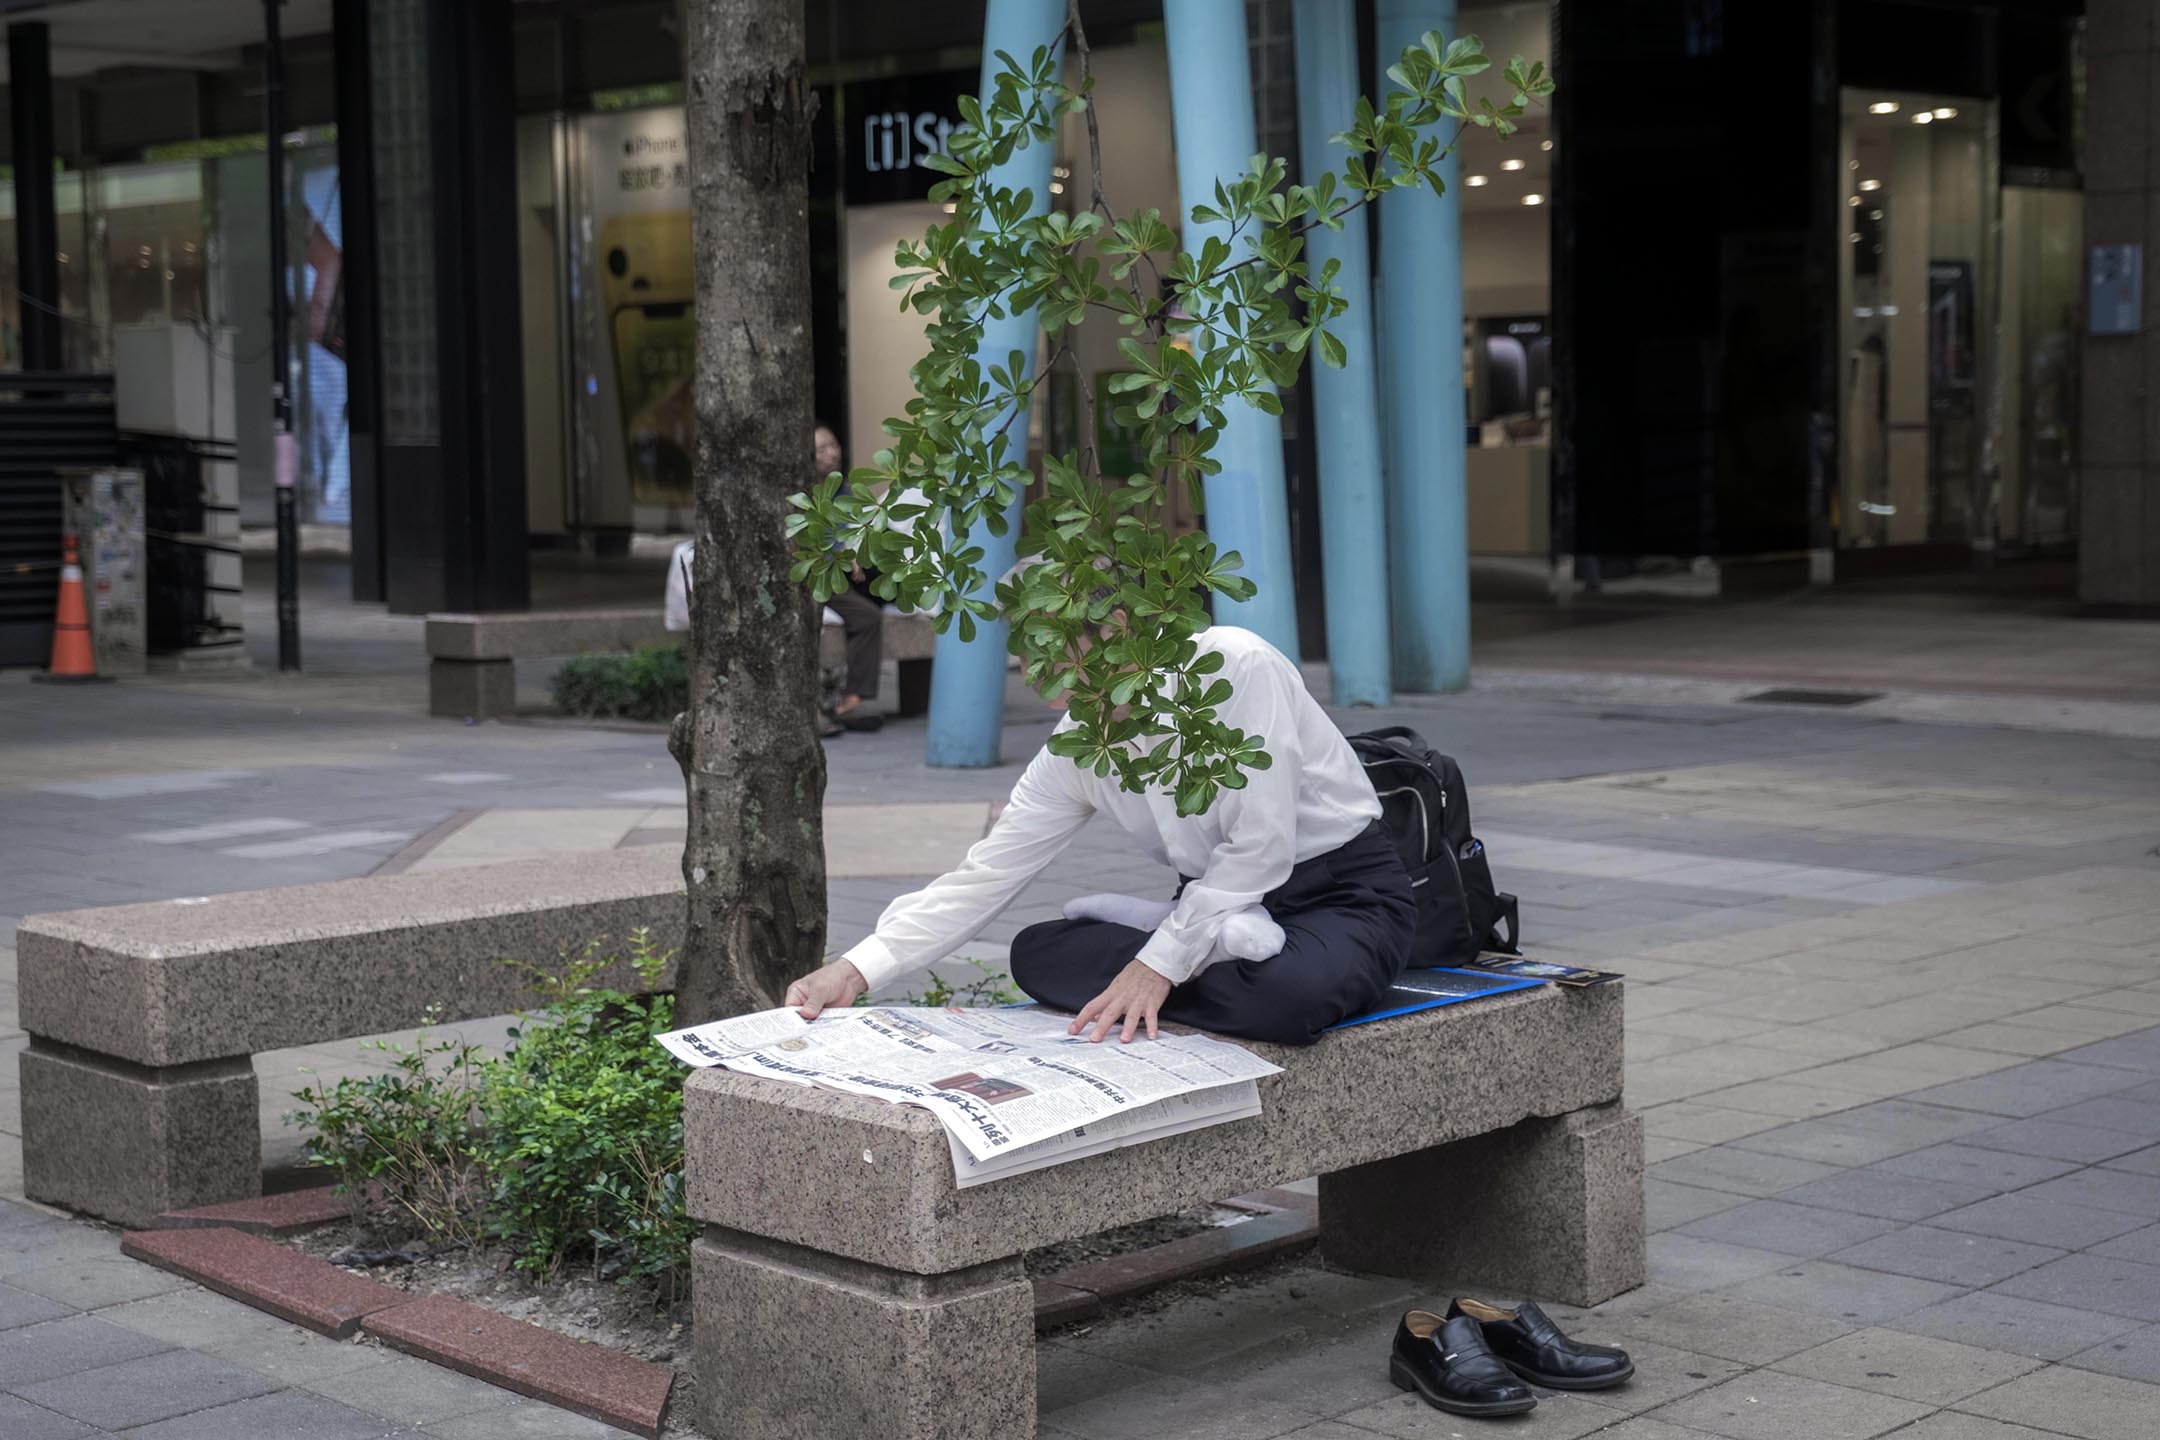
[1849,159,1860,170]
[1501,158,1525,171]
[1912,111,1934,124]
[942,201,957,214]
[1052,165,1071,178]
[1868,101,1899,115]
[1858,178,1882,191]
[56,253,67,264]
[1869,209,1884,220]
[1880,304,1899,316]
[1466,173,1490,187]
[1855,306,1874,318]
[1849,195,1862,207]
[1850,232,1863,243]
[1541,139,1554,151]
[1521,193,1545,206]
[1050,181,1064,194]
[1933,107,1957,120]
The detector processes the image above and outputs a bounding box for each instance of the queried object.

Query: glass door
[1837,88,1996,553]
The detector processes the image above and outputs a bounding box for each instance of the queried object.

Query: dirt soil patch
[282,1198,1258,1434]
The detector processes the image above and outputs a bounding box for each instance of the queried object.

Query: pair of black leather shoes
[1389,1298,1634,1417]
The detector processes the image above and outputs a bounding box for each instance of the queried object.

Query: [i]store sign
[842,68,976,206]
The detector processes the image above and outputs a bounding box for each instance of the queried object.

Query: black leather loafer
[1448,1297,1635,1390]
[1389,1311,1538,1417]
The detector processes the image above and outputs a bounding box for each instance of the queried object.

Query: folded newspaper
[657,1006,1282,1187]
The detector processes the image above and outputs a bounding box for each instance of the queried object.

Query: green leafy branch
[789,8,1549,813]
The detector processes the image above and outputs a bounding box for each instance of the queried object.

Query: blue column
[1375,0,1470,692]
[925,0,1067,768]
[1164,0,1300,656]
[1290,0,1392,706]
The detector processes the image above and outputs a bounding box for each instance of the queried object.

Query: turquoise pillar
[1291,0,1392,706]
[1164,0,1300,656]
[1375,0,1470,692]
[925,0,1066,768]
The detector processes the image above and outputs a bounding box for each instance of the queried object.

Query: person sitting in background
[818,423,886,738]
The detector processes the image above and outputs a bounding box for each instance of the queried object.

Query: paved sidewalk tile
[305,1353,524,1428]
[1599,1293,1856,1366]
[2090,1223,2160,1266]
[1829,1225,2065,1288]
[1775,1168,1996,1221]
[7,1253,194,1309]
[1649,1234,1798,1291]
[1719,1259,1964,1324]
[1650,1369,1931,1440]
[2065,1321,2160,1383]
[1649,1148,1847,1199]
[1931,1193,2150,1250]
[13,1346,280,1430]
[1675,1200,1897,1258]
[1771,1326,2043,1406]
[1963,1116,2154,1164]
[0,1315,169,1387]
[1954,1363,2160,1440]
[1890,1290,2146,1360]
[1648,1179,1754,1231]
[0,1394,102,1440]
[120,1388,421,1439]
[2017,1167,2160,1218]
[0,1279,73,1331]
[1904,1061,2153,1118]
[1872,1143,2081,1190]
[1044,1371,1317,1440]
[417,1397,633,1438]
[1988,1251,2160,1322]
[1893,1414,2088,1440]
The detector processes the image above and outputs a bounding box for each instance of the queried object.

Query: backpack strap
[1485,893,1521,955]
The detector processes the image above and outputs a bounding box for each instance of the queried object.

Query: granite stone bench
[17,847,684,1228]
[681,980,1643,1440]
[426,608,673,720]
[426,607,938,721]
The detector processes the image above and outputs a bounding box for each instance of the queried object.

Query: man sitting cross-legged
[785,623,1415,1046]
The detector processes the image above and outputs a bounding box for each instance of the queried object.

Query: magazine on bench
[657,1005,1281,1185]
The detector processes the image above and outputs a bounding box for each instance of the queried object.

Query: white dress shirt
[843,626,1381,992]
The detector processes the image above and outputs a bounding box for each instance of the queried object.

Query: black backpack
[1350,726,1520,967]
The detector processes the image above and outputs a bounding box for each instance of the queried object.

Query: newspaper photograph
[657,1005,1281,1173]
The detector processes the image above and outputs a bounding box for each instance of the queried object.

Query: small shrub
[550,643,687,722]
[896,955,1023,1008]
[288,930,693,1296]
[284,1018,485,1242]
[477,931,693,1292]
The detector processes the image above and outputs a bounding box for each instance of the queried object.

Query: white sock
[1063,893,1175,931]
[1217,906,1286,963]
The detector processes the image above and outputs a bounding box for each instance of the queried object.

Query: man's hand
[784,959,867,1019]
[1071,959,1174,1044]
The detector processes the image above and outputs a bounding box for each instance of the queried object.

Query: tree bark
[674,0,827,1024]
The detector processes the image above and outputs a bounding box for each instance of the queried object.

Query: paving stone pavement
[3,593,2160,1437]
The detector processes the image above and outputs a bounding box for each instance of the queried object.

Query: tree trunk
[673,0,827,1024]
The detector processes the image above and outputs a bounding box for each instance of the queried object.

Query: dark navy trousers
[1009,823,1417,1046]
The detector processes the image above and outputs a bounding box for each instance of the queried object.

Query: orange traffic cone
[31,533,106,685]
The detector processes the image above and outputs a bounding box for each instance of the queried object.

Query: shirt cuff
[841,934,906,996]
[1134,930,1199,986]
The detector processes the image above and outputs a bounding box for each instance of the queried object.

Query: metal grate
[0,373,119,667]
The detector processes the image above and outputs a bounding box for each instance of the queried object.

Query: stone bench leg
[20,1041,261,1229]
[693,1228,1033,1440]
[429,657,515,720]
[895,657,932,718]
[1318,1101,1645,1307]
